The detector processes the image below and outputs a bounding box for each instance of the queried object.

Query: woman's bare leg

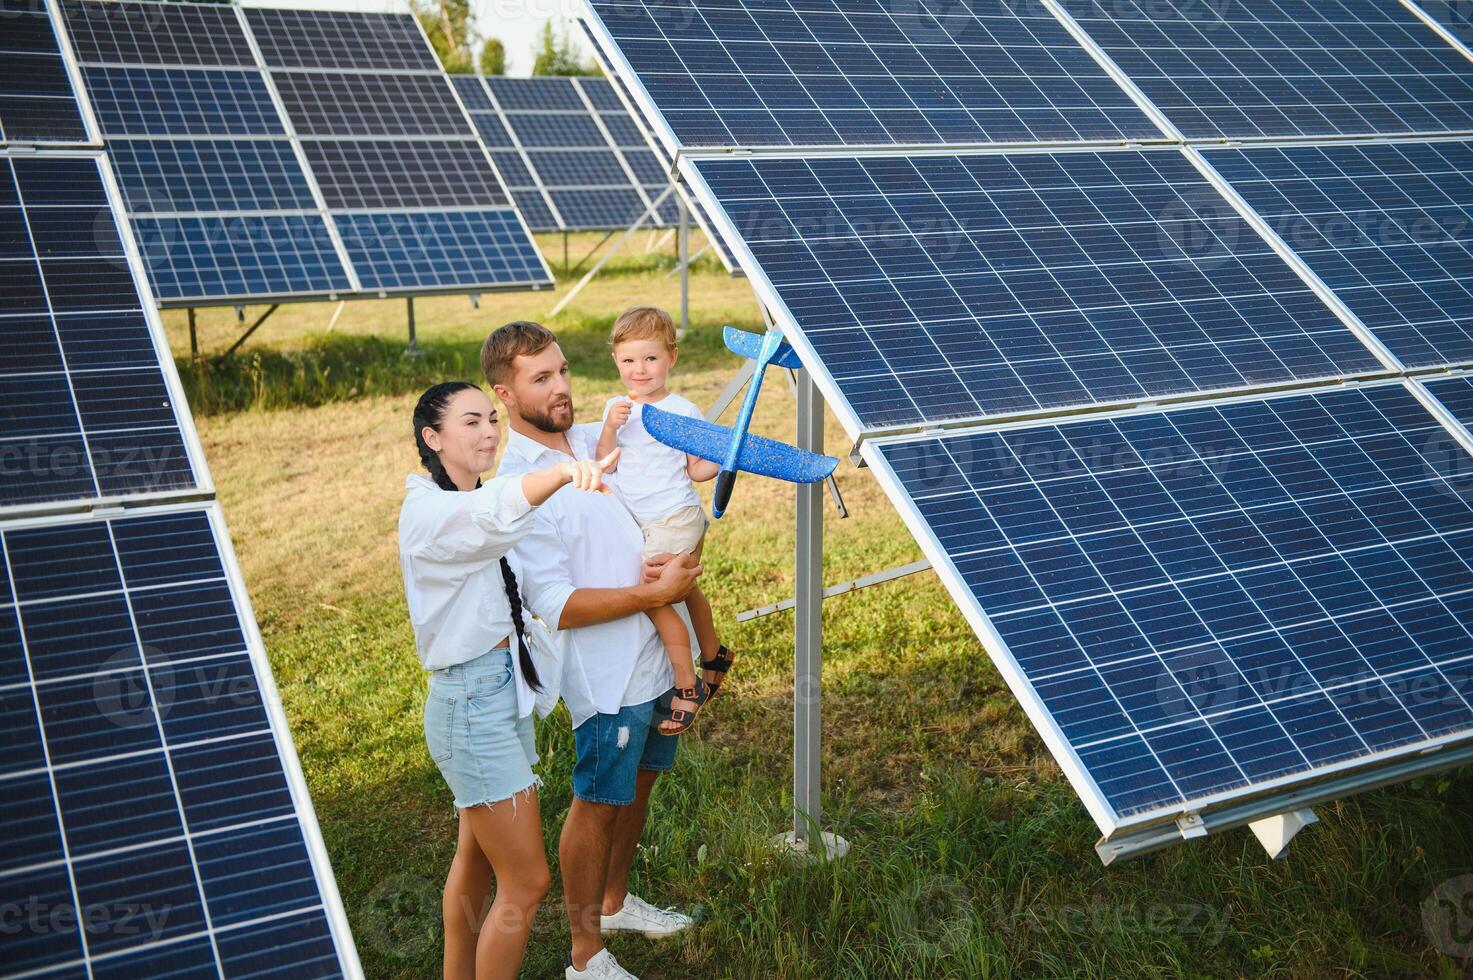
[443,811,492,980]
[463,788,551,980]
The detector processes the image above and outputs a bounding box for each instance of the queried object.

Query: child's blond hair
[611,306,677,350]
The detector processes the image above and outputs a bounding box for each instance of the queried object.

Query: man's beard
[522,402,572,434]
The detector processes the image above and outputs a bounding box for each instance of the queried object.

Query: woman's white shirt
[398,472,546,716]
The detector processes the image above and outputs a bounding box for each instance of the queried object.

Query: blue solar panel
[507,112,609,148]
[335,209,546,290]
[1206,139,1473,370]
[585,0,1162,149]
[528,149,631,185]
[84,66,284,137]
[870,382,1473,822]
[60,0,255,68]
[509,189,558,232]
[132,214,352,303]
[108,139,316,213]
[245,7,437,71]
[0,0,89,145]
[548,187,652,229]
[0,153,200,510]
[1064,0,1473,139]
[1420,374,1473,431]
[692,148,1383,433]
[485,75,587,111]
[0,504,355,976]
[452,73,494,112]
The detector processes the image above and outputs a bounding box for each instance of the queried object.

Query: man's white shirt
[601,393,702,524]
[498,422,693,729]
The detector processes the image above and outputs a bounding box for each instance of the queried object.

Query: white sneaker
[566,948,637,979]
[600,893,693,938]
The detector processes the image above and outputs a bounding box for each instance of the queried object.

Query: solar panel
[1204,139,1473,369]
[0,0,92,146]
[62,0,549,303]
[1062,0,1473,140]
[865,380,1473,837]
[270,72,472,138]
[1420,372,1473,428]
[60,0,255,67]
[581,0,1162,151]
[1,502,357,976]
[303,140,510,210]
[245,7,439,71]
[335,209,546,290]
[0,151,202,511]
[460,74,669,233]
[688,147,1384,434]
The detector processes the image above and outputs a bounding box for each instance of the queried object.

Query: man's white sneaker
[566,948,637,979]
[600,893,693,938]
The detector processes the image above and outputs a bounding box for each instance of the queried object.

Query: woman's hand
[562,449,620,493]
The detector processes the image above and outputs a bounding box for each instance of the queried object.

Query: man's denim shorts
[424,647,539,809]
[572,696,679,806]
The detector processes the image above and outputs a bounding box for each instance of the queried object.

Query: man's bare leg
[560,797,621,970]
[601,768,659,915]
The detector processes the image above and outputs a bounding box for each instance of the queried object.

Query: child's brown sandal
[653,678,710,735]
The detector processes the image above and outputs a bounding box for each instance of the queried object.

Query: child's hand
[605,398,633,432]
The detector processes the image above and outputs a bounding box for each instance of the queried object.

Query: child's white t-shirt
[602,393,703,524]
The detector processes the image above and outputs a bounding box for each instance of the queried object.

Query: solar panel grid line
[0,148,211,516]
[478,78,568,231]
[860,377,1473,842]
[1181,145,1407,373]
[229,2,363,295]
[0,0,96,147]
[680,146,1390,441]
[570,74,667,225]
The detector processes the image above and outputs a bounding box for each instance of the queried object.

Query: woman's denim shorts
[424,646,539,809]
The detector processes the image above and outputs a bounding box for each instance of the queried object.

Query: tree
[531,19,598,76]
[480,37,506,76]
[412,0,475,74]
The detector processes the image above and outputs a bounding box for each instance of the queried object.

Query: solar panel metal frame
[0,498,363,975]
[0,144,213,519]
[860,375,1473,862]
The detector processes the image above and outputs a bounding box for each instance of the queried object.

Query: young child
[597,306,733,735]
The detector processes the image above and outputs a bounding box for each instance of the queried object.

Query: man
[484,320,701,980]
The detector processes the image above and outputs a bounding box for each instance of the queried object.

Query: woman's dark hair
[414,382,540,691]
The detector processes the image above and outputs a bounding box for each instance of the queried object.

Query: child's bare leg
[685,541,724,687]
[647,604,699,734]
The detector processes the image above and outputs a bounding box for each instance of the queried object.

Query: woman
[399,381,616,979]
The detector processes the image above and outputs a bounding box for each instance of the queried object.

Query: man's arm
[557,553,701,629]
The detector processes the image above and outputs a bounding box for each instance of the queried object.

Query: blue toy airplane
[641,326,840,518]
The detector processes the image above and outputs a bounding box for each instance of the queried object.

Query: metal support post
[678,193,690,337]
[793,369,824,839]
[187,307,198,360]
[405,296,419,355]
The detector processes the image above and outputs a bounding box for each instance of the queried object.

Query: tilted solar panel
[303,139,510,210]
[0,151,202,512]
[0,0,90,146]
[1062,0,1473,139]
[270,72,472,138]
[864,381,1473,844]
[581,0,1163,152]
[60,0,255,67]
[1204,139,1473,370]
[245,7,438,71]
[334,209,546,291]
[1,502,358,976]
[688,147,1386,435]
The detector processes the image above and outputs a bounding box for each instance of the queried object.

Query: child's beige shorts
[638,504,710,560]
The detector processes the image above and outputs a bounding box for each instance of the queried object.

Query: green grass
[172,232,1473,978]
